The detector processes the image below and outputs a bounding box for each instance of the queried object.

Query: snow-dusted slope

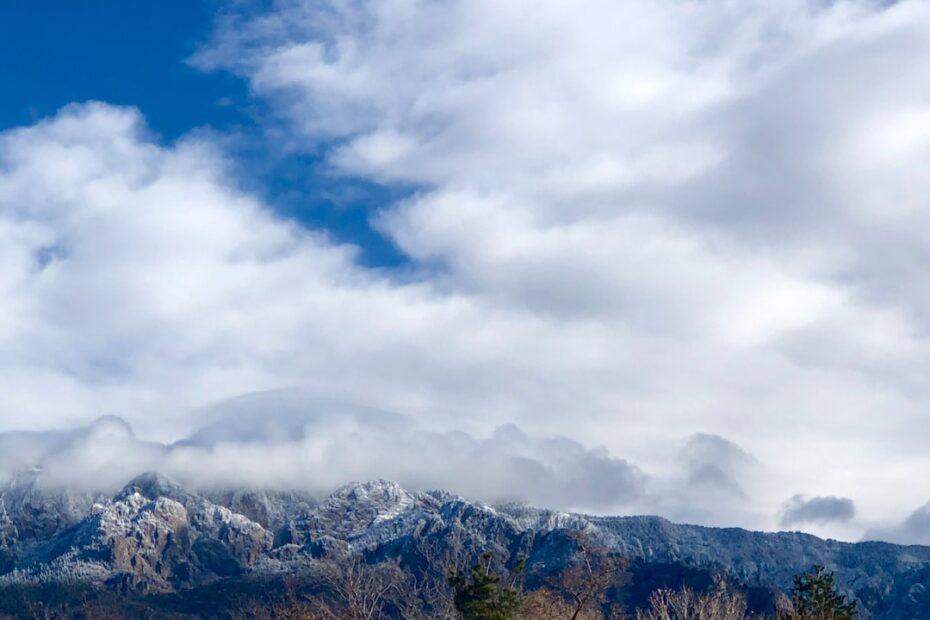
[2,473,272,592]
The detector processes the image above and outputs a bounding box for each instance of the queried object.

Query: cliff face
[3,473,930,617]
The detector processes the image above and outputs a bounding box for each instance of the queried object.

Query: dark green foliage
[789,565,857,619]
[450,552,524,620]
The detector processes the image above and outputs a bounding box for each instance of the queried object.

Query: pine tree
[450,553,524,620]
[788,565,857,619]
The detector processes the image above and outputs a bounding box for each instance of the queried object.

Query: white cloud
[3,0,930,540]
[0,393,649,515]
[189,0,930,540]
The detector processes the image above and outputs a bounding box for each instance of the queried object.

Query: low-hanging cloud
[0,391,645,514]
[640,433,768,528]
[864,503,930,546]
[680,433,760,500]
[780,495,856,527]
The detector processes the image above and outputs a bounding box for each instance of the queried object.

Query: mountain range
[2,472,930,617]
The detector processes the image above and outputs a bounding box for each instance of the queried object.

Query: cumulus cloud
[4,0,930,539]
[189,0,930,537]
[0,102,606,443]
[780,495,856,527]
[195,0,930,358]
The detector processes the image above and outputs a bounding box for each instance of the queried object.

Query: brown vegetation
[635,576,748,620]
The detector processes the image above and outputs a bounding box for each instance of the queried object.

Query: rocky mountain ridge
[2,473,930,617]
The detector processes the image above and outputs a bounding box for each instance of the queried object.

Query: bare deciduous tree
[311,555,406,620]
[543,531,627,620]
[518,587,604,620]
[233,579,319,619]
[235,559,410,620]
[406,526,469,618]
[636,576,748,620]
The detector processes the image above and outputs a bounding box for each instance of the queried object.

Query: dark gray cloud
[780,495,856,527]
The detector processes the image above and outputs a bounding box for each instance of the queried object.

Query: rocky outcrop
[1,474,272,593]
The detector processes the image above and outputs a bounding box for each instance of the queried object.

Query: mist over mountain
[0,391,642,511]
[0,390,895,545]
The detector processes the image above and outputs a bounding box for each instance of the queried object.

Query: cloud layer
[2,1,930,540]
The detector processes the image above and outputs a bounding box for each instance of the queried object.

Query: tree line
[236,532,857,619]
[0,531,858,619]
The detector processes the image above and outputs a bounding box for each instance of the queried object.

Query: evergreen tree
[788,565,856,619]
[450,553,524,620]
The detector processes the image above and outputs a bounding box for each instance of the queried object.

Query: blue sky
[0,1,406,267]
[4,0,930,542]
[0,1,238,138]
